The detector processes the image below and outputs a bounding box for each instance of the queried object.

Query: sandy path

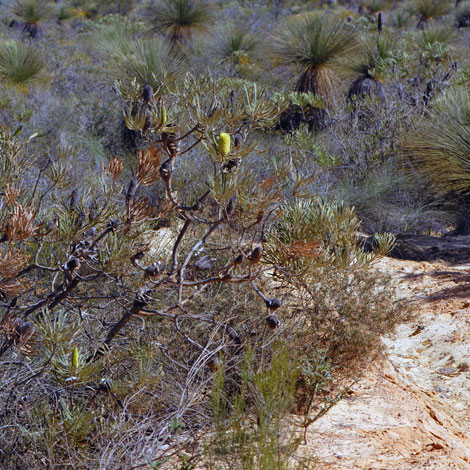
[301,258,470,469]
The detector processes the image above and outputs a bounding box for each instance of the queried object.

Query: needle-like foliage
[0,41,43,84]
[211,26,260,66]
[271,14,358,99]
[401,87,470,195]
[101,34,183,90]
[151,0,213,43]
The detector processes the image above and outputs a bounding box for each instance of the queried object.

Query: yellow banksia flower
[218,132,231,156]
[160,107,167,126]
[72,347,79,370]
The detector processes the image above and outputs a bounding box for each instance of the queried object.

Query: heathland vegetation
[0,0,469,468]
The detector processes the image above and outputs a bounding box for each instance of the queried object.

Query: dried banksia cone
[265,298,282,311]
[266,315,280,330]
[248,246,262,264]
[143,84,153,103]
[162,132,179,158]
[65,256,80,271]
[71,347,79,370]
[206,356,220,371]
[234,254,244,265]
[218,132,231,157]
[145,261,166,277]
[159,159,174,182]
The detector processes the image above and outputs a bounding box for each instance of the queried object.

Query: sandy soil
[301,257,470,469]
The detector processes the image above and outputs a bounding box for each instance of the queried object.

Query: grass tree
[97,31,184,90]
[151,0,213,44]
[348,35,394,101]
[13,0,52,39]
[401,87,470,195]
[272,14,358,101]
[210,26,260,74]
[414,0,452,28]
[0,41,43,84]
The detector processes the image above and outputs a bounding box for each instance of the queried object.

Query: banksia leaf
[71,347,79,370]
[218,132,231,157]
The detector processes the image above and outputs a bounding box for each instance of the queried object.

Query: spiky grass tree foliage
[13,0,51,39]
[414,0,452,28]
[348,36,394,101]
[272,14,358,100]
[211,26,260,67]
[401,88,470,195]
[456,1,470,27]
[0,41,43,84]
[151,0,213,44]
[102,34,183,90]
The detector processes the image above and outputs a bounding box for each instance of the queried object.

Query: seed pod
[71,347,79,370]
[266,298,282,311]
[266,315,280,330]
[218,133,231,157]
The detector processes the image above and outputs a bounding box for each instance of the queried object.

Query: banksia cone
[65,256,80,271]
[265,298,282,311]
[143,84,153,103]
[218,132,231,157]
[206,356,220,371]
[266,315,280,330]
[159,159,174,182]
[248,246,262,264]
[72,347,79,370]
[162,132,179,158]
